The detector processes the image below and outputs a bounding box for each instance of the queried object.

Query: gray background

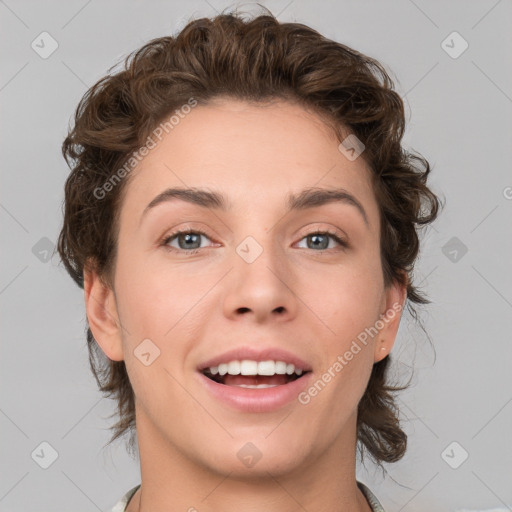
[1,0,511,511]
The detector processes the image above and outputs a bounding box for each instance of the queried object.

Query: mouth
[196,347,313,412]
[200,360,311,388]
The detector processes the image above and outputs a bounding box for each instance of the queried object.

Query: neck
[127,408,372,512]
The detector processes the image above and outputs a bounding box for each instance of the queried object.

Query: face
[85,97,405,478]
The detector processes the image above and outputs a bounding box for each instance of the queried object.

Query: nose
[222,236,299,323]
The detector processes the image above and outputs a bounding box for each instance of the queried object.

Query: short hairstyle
[57,8,440,467]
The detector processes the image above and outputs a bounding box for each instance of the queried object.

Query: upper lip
[198,346,312,372]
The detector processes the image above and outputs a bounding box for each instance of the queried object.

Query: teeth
[275,361,287,374]
[204,359,305,377]
[240,360,258,375]
[234,384,279,389]
[257,360,275,375]
[227,361,241,375]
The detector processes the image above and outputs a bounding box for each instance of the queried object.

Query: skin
[84,98,406,512]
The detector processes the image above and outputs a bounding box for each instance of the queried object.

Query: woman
[58,8,440,511]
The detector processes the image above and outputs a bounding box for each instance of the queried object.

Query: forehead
[120,98,379,226]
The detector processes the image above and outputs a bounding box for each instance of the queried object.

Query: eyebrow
[140,186,369,227]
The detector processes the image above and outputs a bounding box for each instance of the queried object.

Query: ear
[83,263,124,362]
[373,275,407,363]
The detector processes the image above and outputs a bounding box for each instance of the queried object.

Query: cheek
[113,245,194,333]
[302,255,384,339]
[298,251,383,404]
[113,250,217,382]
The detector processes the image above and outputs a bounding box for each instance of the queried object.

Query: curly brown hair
[57,7,441,466]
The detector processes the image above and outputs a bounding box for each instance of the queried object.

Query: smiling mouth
[202,370,309,388]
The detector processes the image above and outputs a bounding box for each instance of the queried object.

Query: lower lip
[197,372,313,413]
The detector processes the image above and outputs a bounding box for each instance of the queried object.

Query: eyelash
[160,228,348,256]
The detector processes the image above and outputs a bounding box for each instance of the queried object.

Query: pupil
[180,233,200,249]
[309,234,328,250]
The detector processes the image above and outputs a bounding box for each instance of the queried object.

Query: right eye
[161,229,215,254]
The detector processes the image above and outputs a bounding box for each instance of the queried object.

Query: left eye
[296,231,346,250]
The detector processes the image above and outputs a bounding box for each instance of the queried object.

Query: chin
[192,432,312,479]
